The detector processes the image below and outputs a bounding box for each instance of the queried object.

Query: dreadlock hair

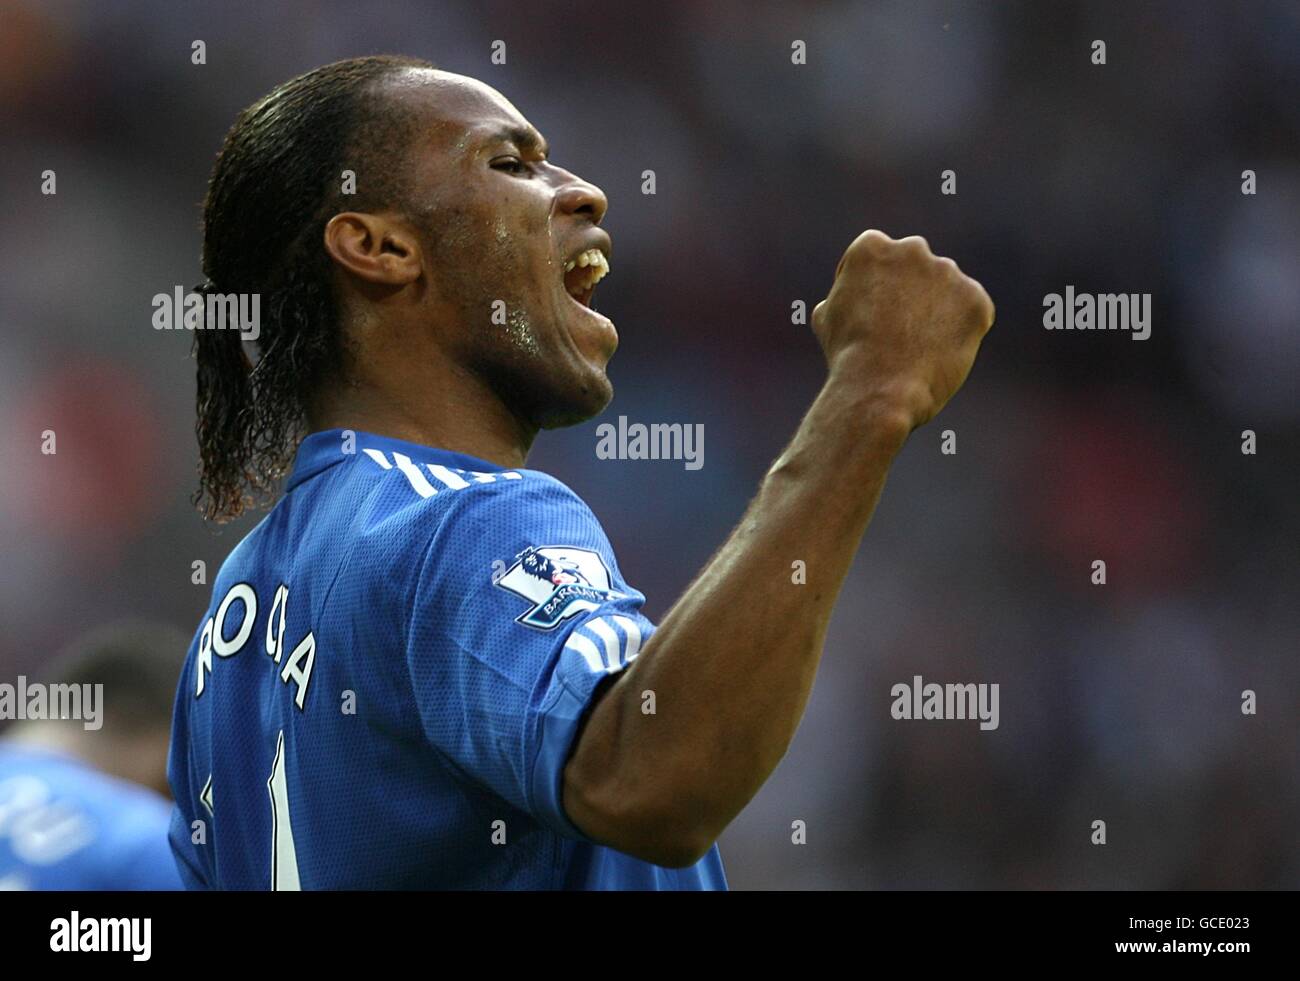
[194,54,434,522]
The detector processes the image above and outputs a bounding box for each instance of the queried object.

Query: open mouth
[563,247,610,309]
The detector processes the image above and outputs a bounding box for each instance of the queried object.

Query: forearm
[564,377,911,863]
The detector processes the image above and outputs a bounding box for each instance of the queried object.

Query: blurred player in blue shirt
[1,622,185,890]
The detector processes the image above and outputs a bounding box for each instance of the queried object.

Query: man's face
[391,69,616,429]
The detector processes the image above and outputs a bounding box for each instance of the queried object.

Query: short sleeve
[405,474,654,841]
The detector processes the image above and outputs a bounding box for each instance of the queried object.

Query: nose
[554,174,608,225]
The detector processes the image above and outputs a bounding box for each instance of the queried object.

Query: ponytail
[190,54,433,522]
[192,280,255,521]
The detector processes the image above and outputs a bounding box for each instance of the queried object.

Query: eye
[491,156,528,174]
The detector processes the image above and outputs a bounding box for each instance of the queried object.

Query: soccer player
[168,55,994,890]
[0,622,186,890]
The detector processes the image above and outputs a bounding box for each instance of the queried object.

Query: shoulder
[0,746,171,846]
[322,448,614,617]
[346,445,602,548]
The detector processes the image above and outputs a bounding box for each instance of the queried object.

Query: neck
[5,724,170,797]
[309,366,537,469]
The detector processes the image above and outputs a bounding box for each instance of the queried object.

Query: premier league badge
[495,545,624,630]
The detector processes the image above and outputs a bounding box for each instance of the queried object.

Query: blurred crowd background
[1,0,1296,888]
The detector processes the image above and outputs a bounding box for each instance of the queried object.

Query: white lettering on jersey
[0,776,96,866]
[195,582,315,711]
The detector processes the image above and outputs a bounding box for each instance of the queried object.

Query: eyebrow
[485,124,549,159]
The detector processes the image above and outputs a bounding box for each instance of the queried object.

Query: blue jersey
[0,745,181,890]
[168,429,726,890]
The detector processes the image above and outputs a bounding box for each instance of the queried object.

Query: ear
[323,212,422,286]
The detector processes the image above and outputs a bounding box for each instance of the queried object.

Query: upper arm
[404,475,654,841]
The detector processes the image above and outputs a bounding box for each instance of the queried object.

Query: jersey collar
[286,429,512,492]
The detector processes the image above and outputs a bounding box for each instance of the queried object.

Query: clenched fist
[812,230,994,433]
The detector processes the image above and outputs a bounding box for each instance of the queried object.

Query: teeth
[564,248,610,298]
